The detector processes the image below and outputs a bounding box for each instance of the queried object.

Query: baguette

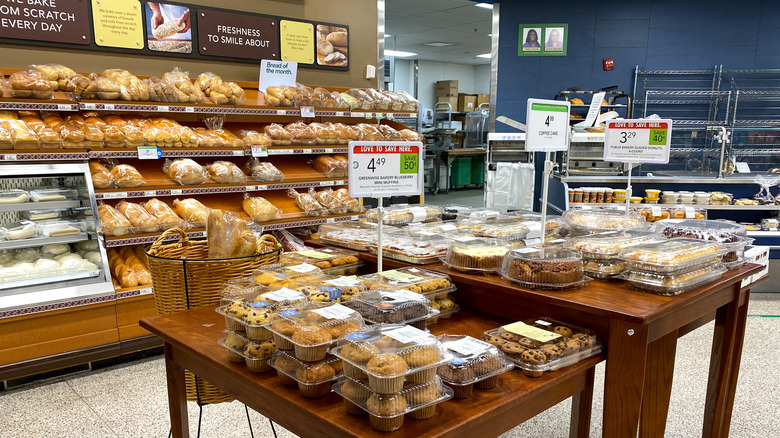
[207,209,230,258]
[133,245,150,269]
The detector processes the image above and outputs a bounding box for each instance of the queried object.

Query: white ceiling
[384,0,493,65]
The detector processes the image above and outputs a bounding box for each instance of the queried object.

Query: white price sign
[348,141,423,197]
[251,145,268,157]
[525,98,571,151]
[137,146,161,160]
[604,119,672,164]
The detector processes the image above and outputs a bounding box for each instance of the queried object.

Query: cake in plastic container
[621,264,727,296]
[562,209,647,234]
[441,237,512,273]
[365,204,442,225]
[582,259,627,280]
[436,334,514,398]
[481,317,602,377]
[343,289,438,329]
[501,247,586,289]
[618,238,724,275]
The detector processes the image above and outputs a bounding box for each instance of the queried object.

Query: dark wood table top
[141,306,601,438]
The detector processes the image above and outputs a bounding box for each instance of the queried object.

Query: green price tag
[649,129,667,145]
[400,153,418,174]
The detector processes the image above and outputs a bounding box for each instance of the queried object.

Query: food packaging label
[297,250,332,259]
[285,263,319,273]
[685,207,695,219]
[384,325,429,344]
[440,223,458,232]
[312,303,354,320]
[651,206,662,217]
[380,269,423,283]
[263,287,304,302]
[502,321,561,342]
[324,276,361,287]
[409,207,428,222]
[446,337,491,356]
[345,332,371,341]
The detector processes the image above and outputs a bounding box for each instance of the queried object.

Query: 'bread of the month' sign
[0,0,90,45]
[197,9,279,60]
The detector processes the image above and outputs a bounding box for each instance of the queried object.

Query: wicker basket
[146,228,281,404]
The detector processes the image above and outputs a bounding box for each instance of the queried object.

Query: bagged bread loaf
[107,248,138,288]
[1,119,41,150]
[207,161,245,184]
[32,63,76,91]
[331,123,351,144]
[208,81,245,105]
[118,247,152,285]
[203,115,242,147]
[332,188,362,212]
[162,68,205,104]
[288,188,328,217]
[377,124,402,141]
[314,188,348,214]
[263,123,292,146]
[331,92,351,109]
[9,70,54,99]
[101,69,149,101]
[207,209,256,258]
[344,89,374,110]
[164,158,208,185]
[192,128,223,147]
[365,89,391,110]
[312,155,347,177]
[237,130,272,147]
[242,194,281,223]
[357,123,384,141]
[103,115,144,147]
[309,122,338,145]
[143,198,183,230]
[0,125,11,149]
[195,72,222,96]
[264,86,292,107]
[97,204,132,236]
[173,198,210,225]
[84,115,125,147]
[399,129,424,142]
[89,162,114,189]
[110,163,145,188]
[245,158,283,182]
[64,74,92,97]
[284,122,317,145]
[66,114,105,148]
[117,200,159,233]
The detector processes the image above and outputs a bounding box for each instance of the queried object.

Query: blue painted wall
[495,0,777,129]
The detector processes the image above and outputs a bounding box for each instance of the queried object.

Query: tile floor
[1,293,778,438]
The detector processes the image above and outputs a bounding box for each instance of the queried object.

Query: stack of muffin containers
[435,335,514,399]
[330,324,454,432]
[618,238,727,296]
[566,230,666,280]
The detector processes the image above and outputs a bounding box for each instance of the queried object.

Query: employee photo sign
[519,23,567,56]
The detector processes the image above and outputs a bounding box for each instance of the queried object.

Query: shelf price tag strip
[525,98,571,228]
[603,119,673,215]
[348,140,423,273]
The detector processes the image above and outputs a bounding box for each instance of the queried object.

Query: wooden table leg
[569,366,595,438]
[165,343,190,438]
[703,287,747,438]
[639,330,678,438]
[603,319,649,438]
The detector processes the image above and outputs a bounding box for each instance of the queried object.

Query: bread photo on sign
[316,25,348,67]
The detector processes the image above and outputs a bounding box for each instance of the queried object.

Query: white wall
[387,60,491,110]
[474,65,491,95]
[392,59,414,94]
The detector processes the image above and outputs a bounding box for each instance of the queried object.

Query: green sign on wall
[518,23,568,56]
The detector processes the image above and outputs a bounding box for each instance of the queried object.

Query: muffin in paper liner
[218,330,276,373]
[268,350,341,397]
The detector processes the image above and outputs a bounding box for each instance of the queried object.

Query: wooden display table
[346,249,762,438]
[141,307,600,438]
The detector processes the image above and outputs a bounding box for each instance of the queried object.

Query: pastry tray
[618,238,726,275]
[567,230,665,261]
[436,334,514,386]
[621,265,727,296]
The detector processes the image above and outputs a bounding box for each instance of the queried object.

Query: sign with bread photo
[316,24,348,68]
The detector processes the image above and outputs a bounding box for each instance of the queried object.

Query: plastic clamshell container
[343,289,439,329]
[562,209,647,234]
[268,350,342,398]
[21,208,71,222]
[436,334,514,398]
[582,259,626,280]
[37,220,86,237]
[332,376,454,431]
[218,330,276,372]
[650,219,747,241]
[0,222,39,241]
[440,205,472,221]
[482,317,602,377]
[369,233,449,265]
[618,238,725,275]
[441,236,512,273]
[567,230,665,261]
[365,204,443,225]
[621,264,727,296]
[252,264,325,287]
[29,188,78,202]
[720,237,754,268]
[217,279,307,339]
[279,247,363,276]
[427,295,460,324]
[318,221,379,251]
[0,189,30,204]
[469,220,531,242]
[500,247,587,290]
[266,302,365,361]
[404,220,464,238]
[330,323,453,392]
[358,267,455,298]
[456,208,505,222]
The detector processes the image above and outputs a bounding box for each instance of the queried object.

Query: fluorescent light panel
[425,42,454,47]
[385,50,417,57]
[476,53,491,58]
[475,3,493,9]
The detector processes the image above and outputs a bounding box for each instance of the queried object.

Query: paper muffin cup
[450,383,474,399]
[227,350,244,363]
[343,361,368,379]
[369,414,404,432]
[297,381,331,398]
[407,404,437,420]
[522,369,544,378]
[225,317,244,332]
[245,357,272,373]
[406,367,437,384]
[294,344,329,362]
[276,370,298,386]
[368,374,405,394]
[343,399,366,416]
[273,333,295,350]
[474,375,499,389]
[246,326,272,341]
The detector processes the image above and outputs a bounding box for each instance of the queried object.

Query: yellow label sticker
[280,20,314,64]
[298,250,332,260]
[92,0,144,49]
[501,321,561,343]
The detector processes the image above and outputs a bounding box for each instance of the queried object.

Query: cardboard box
[458,94,477,112]
[436,80,458,96]
[476,93,490,107]
[741,246,770,288]
[436,95,458,109]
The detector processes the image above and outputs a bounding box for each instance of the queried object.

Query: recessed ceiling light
[385,50,417,58]
[476,53,491,58]
[424,42,454,47]
[475,3,493,9]
[487,33,493,37]
[384,34,392,38]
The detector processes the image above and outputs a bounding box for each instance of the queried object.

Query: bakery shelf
[95,185,247,200]
[0,150,89,161]
[88,147,246,159]
[0,96,78,112]
[246,179,348,192]
[266,146,349,155]
[0,200,83,212]
[0,232,90,250]
[0,269,101,291]
[556,175,761,184]
[104,229,207,248]
[114,285,154,300]
[350,110,419,120]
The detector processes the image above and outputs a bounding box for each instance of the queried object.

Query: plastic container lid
[621,264,727,296]
[618,238,725,275]
[252,264,325,287]
[370,233,449,264]
[36,220,86,237]
[567,230,665,260]
[436,335,514,386]
[265,302,365,348]
[481,317,602,375]
[500,247,587,289]
[358,267,454,297]
[404,220,464,238]
[582,259,626,280]
[218,330,276,360]
[365,204,443,225]
[0,189,29,203]
[469,220,531,241]
[29,188,78,202]
[279,247,361,269]
[343,289,438,326]
[456,208,504,222]
[441,236,512,273]
[318,221,379,251]
[332,376,453,418]
[562,209,647,233]
[268,350,342,391]
[650,219,747,241]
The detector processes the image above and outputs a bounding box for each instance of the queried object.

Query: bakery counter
[142,305,599,438]
[309,240,761,437]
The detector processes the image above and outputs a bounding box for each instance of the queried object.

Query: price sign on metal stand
[604,119,673,214]
[348,141,424,272]
[525,98,571,231]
